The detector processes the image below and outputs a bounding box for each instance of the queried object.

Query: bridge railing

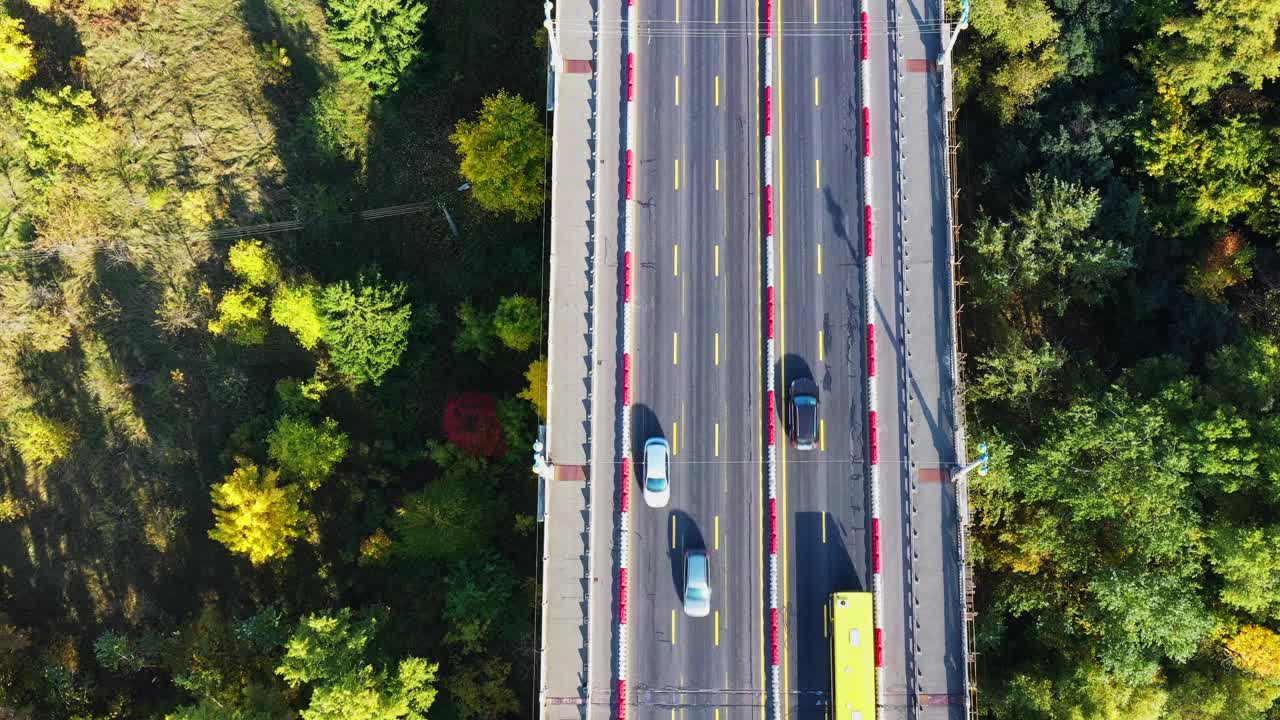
[939,27,980,720]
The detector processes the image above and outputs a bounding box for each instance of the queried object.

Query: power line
[0,199,443,263]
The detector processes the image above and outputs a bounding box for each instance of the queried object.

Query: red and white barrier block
[762,2,782,719]
[856,0,886,705]
[617,5,640,720]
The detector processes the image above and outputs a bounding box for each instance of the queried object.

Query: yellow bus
[830,592,875,720]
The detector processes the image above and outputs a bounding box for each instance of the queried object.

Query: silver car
[683,549,711,617]
[643,437,670,508]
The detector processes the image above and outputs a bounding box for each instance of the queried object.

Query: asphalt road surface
[628,0,766,718]
[773,1,872,719]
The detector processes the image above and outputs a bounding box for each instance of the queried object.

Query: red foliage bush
[443,393,507,458]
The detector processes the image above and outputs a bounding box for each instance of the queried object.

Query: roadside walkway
[541,0,623,714]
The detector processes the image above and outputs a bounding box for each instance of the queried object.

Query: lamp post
[953,441,988,482]
[939,0,970,65]
[543,2,562,75]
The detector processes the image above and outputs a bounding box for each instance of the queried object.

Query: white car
[683,550,711,617]
[643,437,670,508]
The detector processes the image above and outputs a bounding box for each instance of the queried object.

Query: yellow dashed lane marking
[715,75,721,106]
[820,418,826,452]
[816,158,821,188]
[715,332,720,366]
[814,75,820,105]
[715,609,721,645]
[715,158,721,190]
[675,158,680,190]
[818,330,824,362]
[715,422,721,456]
[817,244,823,275]
[675,74,680,106]
[715,244,721,275]
[674,243,680,276]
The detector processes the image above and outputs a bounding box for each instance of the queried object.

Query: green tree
[208,460,310,565]
[326,0,427,97]
[968,173,1132,314]
[93,631,154,674]
[448,657,519,720]
[318,276,412,386]
[443,553,518,654]
[167,698,286,720]
[1206,335,1280,416]
[1088,568,1215,681]
[1156,0,1280,104]
[453,300,495,358]
[986,46,1067,123]
[277,610,372,687]
[209,287,269,345]
[267,415,349,488]
[967,334,1067,421]
[299,658,438,720]
[392,455,497,563]
[972,384,1205,614]
[277,610,439,720]
[969,0,1060,54]
[1164,658,1280,720]
[4,411,75,468]
[1207,522,1280,618]
[13,86,111,172]
[308,78,373,165]
[964,0,1066,122]
[518,356,548,419]
[492,295,539,351]
[228,239,280,287]
[164,608,291,720]
[0,16,35,89]
[272,282,325,350]
[1137,86,1280,229]
[451,91,548,221]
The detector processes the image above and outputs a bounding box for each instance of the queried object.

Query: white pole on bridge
[938,0,970,64]
[543,2,562,77]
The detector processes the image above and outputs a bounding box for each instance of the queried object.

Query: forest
[955,0,1280,717]
[0,0,550,718]
[1,0,1278,717]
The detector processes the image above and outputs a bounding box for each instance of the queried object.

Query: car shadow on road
[793,511,861,711]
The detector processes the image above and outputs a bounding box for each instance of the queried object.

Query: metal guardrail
[938,28,979,720]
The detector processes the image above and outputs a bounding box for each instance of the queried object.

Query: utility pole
[938,0,970,65]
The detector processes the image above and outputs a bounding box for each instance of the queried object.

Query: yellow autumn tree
[1226,625,1280,680]
[0,16,35,89]
[227,239,280,288]
[208,287,268,345]
[5,411,75,469]
[518,356,547,419]
[208,460,310,565]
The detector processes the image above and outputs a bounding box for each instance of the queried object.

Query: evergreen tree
[326,0,427,97]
